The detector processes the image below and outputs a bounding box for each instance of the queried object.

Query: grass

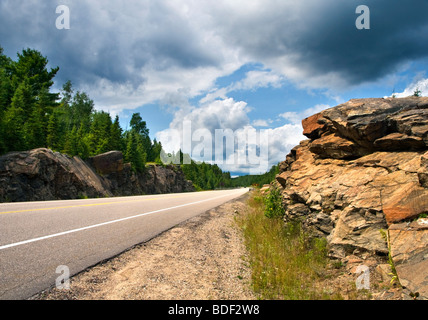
[235,190,343,300]
[380,229,401,287]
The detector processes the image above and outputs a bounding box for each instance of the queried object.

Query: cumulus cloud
[280,104,331,124]
[252,119,273,127]
[156,97,307,174]
[229,69,285,91]
[392,77,428,98]
[156,98,251,153]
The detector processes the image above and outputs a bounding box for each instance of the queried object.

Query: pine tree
[125,131,146,172]
[12,48,59,99]
[63,126,79,156]
[89,111,112,155]
[47,111,60,150]
[110,115,124,152]
[76,125,90,159]
[4,80,32,151]
[0,47,13,154]
[71,91,94,131]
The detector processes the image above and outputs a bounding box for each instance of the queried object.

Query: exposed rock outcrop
[276,97,428,299]
[0,148,194,203]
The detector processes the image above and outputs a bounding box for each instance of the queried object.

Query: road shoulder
[31,192,255,300]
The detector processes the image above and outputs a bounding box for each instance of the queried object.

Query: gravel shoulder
[32,192,255,300]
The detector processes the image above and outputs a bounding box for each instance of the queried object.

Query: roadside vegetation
[235,188,348,300]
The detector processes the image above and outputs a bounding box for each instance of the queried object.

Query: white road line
[0,191,244,251]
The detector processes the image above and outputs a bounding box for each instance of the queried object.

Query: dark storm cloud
[1,0,428,94]
[213,0,428,86]
[0,0,220,89]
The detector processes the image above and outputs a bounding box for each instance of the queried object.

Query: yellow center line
[0,195,185,215]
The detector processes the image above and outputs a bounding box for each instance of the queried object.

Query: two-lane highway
[0,188,248,300]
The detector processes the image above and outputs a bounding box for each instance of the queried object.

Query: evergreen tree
[150,139,163,163]
[71,91,94,131]
[4,80,32,151]
[110,115,124,152]
[63,125,79,156]
[0,48,13,112]
[47,110,60,151]
[76,124,90,159]
[90,111,113,155]
[12,48,59,99]
[125,131,146,172]
[25,86,53,149]
[130,113,149,137]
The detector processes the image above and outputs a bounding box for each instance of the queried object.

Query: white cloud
[392,78,428,98]
[199,68,285,105]
[279,112,301,125]
[156,98,251,153]
[252,119,273,127]
[279,104,331,124]
[229,70,285,91]
[156,97,308,174]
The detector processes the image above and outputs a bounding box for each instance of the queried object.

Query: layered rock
[276,97,428,299]
[389,219,428,299]
[0,148,194,203]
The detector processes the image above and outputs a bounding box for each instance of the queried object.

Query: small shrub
[263,186,284,219]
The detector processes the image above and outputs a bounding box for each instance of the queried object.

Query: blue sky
[2,0,428,175]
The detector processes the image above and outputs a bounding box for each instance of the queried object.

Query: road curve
[0,188,249,300]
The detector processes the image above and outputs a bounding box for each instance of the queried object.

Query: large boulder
[89,151,124,175]
[0,148,112,202]
[303,97,428,156]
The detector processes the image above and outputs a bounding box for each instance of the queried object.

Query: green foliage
[263,186,284,219]
[180,154,232,190]
[235,191,334,300]
[380,229,401,286]
[124,131,147,172]
[0,47,58,153]
[0,46,159,173]
[230,165,279,187]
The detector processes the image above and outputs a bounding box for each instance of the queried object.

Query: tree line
[229,164,279,188]
[0,47,278,190]
[0,47,161,172]
[167,150,232,190]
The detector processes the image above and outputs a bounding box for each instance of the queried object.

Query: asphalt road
[0,188,249,300]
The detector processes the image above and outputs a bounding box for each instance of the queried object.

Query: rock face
[389,219,428,299]
[0,148,194,203]
[276,97,428,299]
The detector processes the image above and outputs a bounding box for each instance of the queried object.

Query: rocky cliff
[0,148,194,202]
[276,96,428,299]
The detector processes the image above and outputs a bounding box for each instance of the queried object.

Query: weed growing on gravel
[236,190,340,300]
